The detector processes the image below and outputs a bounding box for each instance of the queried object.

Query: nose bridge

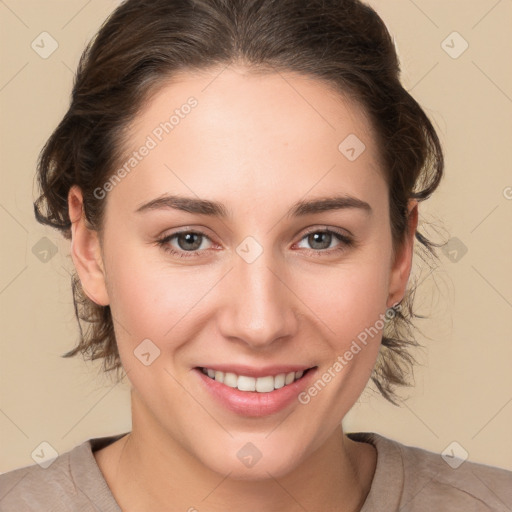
[217,243,297,348]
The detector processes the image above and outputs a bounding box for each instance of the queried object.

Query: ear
[68,186,110,306]
[387,199,419,308]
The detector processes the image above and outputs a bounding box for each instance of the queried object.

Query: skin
[68,65,418,511]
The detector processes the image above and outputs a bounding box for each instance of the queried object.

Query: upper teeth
[201,368,305,393]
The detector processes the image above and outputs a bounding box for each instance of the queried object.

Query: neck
[104,390,375,512]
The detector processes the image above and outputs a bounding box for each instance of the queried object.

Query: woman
[1,0,510,510]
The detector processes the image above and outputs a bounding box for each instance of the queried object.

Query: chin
[196,439,306,481]
[212,456,300,482]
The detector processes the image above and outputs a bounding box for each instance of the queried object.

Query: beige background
[1,0,511,474]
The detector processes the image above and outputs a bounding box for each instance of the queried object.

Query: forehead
[110,65,386,213]
[128,65,378,151]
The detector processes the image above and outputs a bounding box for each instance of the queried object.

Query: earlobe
[68,186,110,306]
[387,200,419,308]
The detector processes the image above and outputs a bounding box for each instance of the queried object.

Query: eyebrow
[135,194,372,218]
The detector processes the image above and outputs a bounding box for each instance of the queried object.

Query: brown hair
[34,0,444,405]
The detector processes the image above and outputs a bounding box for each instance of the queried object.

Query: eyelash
[155,228,355,259]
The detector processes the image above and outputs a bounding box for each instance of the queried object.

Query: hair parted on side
[34,0,445,405]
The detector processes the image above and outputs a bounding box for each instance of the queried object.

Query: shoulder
[396,439,512,511]
[0,447,78,512]
[0,435,125,512]
[349,432,512,512]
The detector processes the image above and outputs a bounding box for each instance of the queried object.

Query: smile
[200,367,311,393]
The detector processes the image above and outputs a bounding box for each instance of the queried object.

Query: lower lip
[194,367,317,417]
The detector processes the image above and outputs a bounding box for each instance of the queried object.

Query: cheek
[103,240,222,355]
[294,257,391,345]
[288,250,392,408]
[103,242,180,338]
[293,262,391,414]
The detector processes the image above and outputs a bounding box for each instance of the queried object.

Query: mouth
[194,365,318,417]
[197,366,315,393]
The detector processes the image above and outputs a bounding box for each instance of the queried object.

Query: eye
[295,228,354,255]
[156,230,214,258]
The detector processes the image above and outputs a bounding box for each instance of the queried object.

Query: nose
[216,246,299,350]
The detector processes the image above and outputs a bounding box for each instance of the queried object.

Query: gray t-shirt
[1,431,511,511]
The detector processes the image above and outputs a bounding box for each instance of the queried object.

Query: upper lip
[196,364,316,378]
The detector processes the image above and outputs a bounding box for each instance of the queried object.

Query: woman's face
[72,66,416,479]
